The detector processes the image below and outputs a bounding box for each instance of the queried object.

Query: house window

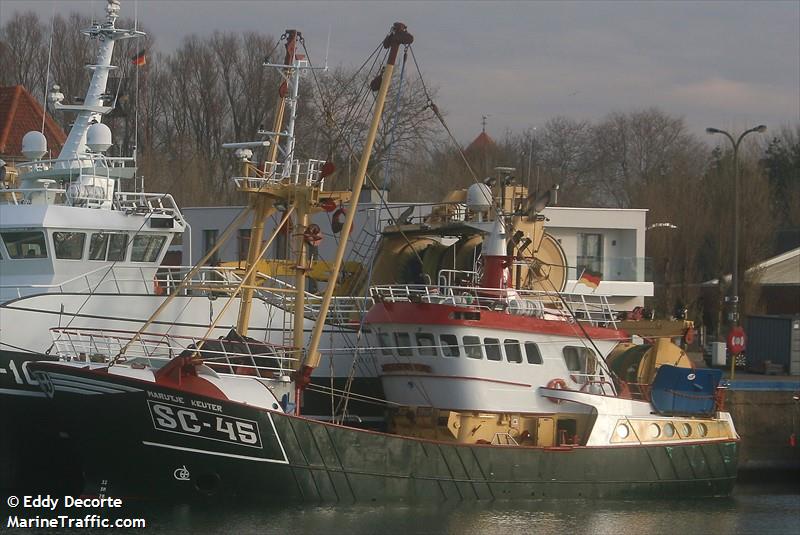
[504,339,523,363]
[395,332,412,357]
[131,235,166,262]
[440,334,459,357]
[203,229,219,265]
[238,228,251,261]
[53,232,86,260]
[1,231,47,258]
[416,333,437,356]
[484,338,502,361]
[577,233,603,276]
[525,342,543,364]
[463,335,482,359]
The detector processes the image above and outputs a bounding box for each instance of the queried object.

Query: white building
[180,191,653,311]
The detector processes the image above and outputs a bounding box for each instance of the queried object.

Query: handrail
[370,283,618,328]
[49,327,300,378]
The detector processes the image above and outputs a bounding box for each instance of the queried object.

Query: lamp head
[754,124,767,133]
[706,127,722,135]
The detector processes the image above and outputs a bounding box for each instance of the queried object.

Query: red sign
[727,326,746,354]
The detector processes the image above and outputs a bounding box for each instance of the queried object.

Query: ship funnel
[87,123,112,153]
[22,131,47,160]
[480,217,509,291]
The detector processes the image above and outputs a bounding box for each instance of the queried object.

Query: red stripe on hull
[365,302,629,341]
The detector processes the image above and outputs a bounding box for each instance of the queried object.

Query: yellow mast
[300,23,413,380]
[236,30,298,335]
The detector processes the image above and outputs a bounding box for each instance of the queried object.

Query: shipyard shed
[745,315,800,375]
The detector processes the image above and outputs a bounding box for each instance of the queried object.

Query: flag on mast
[578,269,602,290]
[131,50,147,66]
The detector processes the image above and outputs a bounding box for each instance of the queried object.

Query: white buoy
[22,131,47,160]
[87,123,112,153]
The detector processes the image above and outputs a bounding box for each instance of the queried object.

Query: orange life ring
[545,378,568,403]
[547,378,568,390]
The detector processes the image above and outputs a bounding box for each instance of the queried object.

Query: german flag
[131,50,146,67]
[578,269,602,290]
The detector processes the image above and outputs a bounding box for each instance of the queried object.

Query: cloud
[669,78,797,115]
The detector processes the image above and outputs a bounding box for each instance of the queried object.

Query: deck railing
[370,282,618,328]
[49,327,299,378]
[232,159,325,190]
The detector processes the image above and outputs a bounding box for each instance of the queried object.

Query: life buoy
[545,378,568,403]
[303,224,323,246]
[683,327,695,346]
[331,208,346,234]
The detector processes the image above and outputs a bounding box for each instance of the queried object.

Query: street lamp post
[705,125,766,370]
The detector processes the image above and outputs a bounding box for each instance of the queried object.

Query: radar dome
[22,131,47,160]
[466,183,492,212]
[87,123,112,153]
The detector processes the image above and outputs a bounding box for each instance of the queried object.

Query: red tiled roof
[0,85,66,160]
[465,131,495,153]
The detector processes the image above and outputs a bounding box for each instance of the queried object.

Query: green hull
[33,364,738,502]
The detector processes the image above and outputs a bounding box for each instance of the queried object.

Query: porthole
[648,423,661,439]
[616,424,630,439]
[697,423,708,437]
[664,423,675,438]
[682,423,692,437]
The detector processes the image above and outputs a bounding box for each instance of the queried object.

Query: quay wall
[726,384,800,471]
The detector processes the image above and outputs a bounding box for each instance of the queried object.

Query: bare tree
[1,12,47,97]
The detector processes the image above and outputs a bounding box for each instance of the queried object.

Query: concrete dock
[722,373,800,471]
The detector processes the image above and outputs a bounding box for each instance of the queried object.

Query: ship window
[377,332,393,355]
[463,336,482,359]
[440,334,459,357]
[484,338,502,361]
[395,332,412,357]
[53,232,86,260]
[131,235,166,262]
[89,233,109,260]
[416,333,437,356]
[504,339,523,363]
[525,342,543,365]
[107,234,128,261]
[562,346,596,373]
[1,231,47,259]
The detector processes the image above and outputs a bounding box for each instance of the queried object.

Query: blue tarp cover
[650,365,722,416]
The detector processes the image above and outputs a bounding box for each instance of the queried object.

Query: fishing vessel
[31,23,739,502]
[0,0,368,492]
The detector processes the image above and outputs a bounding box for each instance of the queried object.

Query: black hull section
[0,351,82,495]
[37,366,739,503]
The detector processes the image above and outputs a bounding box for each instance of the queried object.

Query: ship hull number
[147,401,262,449]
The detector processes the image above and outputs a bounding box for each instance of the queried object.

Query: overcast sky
[3,0,798,144]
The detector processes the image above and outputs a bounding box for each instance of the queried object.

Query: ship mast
[299,22,414,386]
[52,0,143,164]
